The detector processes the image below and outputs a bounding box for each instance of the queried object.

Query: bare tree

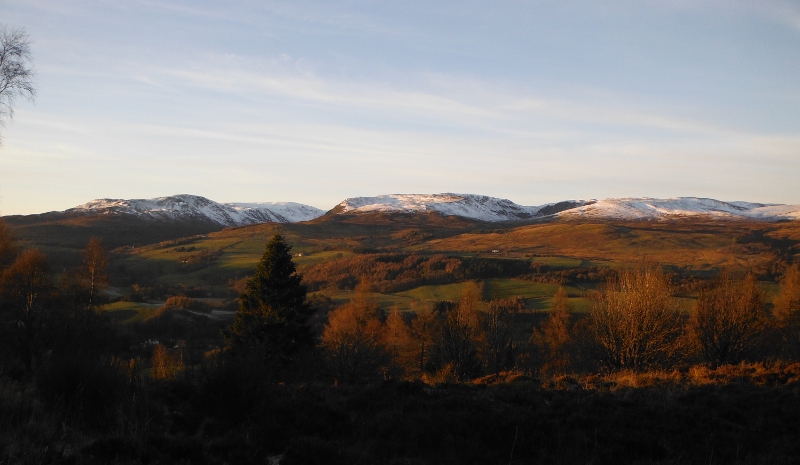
[409,308,438,375]
[82,237,109,310]
[437,281,483,380]
[0,25,36,144]
[689,273,766,367]
[482,298,522,374]
[590,267,684,371]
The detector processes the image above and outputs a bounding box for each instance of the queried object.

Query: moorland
[1,210,800,464]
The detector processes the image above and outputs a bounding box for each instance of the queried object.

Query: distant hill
[555,197,800,221]
[328,194,800,222]
[69,194,325,226]
[328,193,585,221]
[4,193,799,255]
[3,211,222,251]
[1,194,324,252]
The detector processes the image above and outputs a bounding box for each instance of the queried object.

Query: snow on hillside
[556,197,800,221]
[69,195,325,226]
[64,194,800,225]
[332,193,544,222]
[332,194,800,222]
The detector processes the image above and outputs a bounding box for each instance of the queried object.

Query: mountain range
[37,193,800,225]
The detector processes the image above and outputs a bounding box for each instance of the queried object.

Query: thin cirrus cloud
[157,57,778,147]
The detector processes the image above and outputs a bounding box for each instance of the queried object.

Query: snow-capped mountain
[556,197,800,221]
[328,194,800,222]
[59,194,800,226]
[329,193,586,222]
[69,195,325,226]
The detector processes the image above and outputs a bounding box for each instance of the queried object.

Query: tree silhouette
[482,298,521,375]
[0,248,53,375]
[224,234,313,366]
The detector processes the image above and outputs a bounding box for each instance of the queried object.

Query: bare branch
[0,25,37,145]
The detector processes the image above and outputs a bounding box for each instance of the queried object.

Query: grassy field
[375,279,593,313]
[26,215,795,324]
[424,220,800,270]
[101,301,163,323]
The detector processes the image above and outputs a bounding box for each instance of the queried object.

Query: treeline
[520,264,617,285]
[302,253,533,293]
[0,222,225,386]
[320,282,526,383]
[0,233,119,377]
[313,265,800,384]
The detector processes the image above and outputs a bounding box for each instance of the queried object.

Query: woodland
[1,212,800,464]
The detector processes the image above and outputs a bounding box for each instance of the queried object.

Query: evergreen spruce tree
[224,234,313,365]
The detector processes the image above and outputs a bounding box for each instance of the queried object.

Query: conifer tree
[224,234,313,364]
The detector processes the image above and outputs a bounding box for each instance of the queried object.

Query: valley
[2,195,800,464]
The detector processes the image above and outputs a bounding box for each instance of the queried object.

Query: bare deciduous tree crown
[0,25,36,144]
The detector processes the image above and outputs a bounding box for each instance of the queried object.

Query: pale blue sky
[1,0,799,215]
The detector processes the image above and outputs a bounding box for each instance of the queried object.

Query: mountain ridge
[7,193,800,226]
[68,194,325,226]
[328,193,589,222]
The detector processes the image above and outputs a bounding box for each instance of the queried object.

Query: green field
[385,279,592,313]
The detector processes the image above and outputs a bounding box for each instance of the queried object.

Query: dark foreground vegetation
[2,217,800,464]
[4,365,800,464]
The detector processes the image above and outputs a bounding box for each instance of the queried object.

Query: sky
[1,0,799,215]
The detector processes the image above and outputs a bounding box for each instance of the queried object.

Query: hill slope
[70,194,325,226]
[328,194,800,222]
[328,193,585,222]
[556,197,800,221]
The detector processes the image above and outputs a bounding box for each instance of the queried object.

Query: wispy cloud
[150,55,765,141]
